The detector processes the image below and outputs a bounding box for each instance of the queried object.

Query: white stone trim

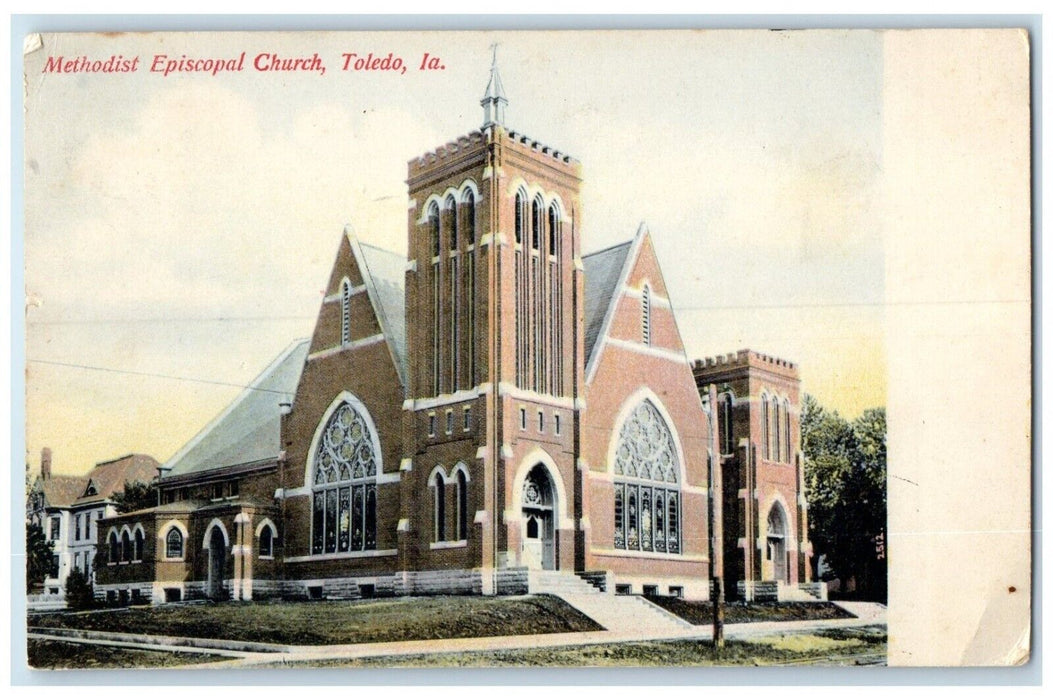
[255,518,277,538]
[278,486,311,499]
[376,471,400,484]
[604,337,688,365]
[399,458,413,472]
[586,224,646,385]
[307,333,385,361]
[322,283,367,303]
[497,382,575,409]
[231,544,251,556]
[451,462,471,482]
[405,387,481,412]
[158,520,188,562]
[284,549,397,564]
[429,540,468,550]
[427,464,449,487]
[590,547,709,564]
[473,510,488,524]
[623,284,671,308]
[202,518,230,550]
[304,391,385,487]
[510,446,571,527]
[604,387,689,486]
[397,519,410,532]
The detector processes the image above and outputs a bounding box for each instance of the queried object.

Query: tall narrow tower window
[775,395,783,461]
[641,285,652,346]
[434,472,446,542]
[340,278,351,346]
[531,197,542,250]
[761,393,770,460]
[720,393,734,454]
[446,195,458,250]
[548,204,558,255]
[464,190,476,244]
[515,193,524,244]
[428,202,441,258]
[783,399,792,463]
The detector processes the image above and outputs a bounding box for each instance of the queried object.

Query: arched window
[548,204,558,255]
[259,525,274,558]
[428,201,440,257]
[133,529,144,562]
[464,190,476,244]
[761,393,770,460]
[456,469,469,540]
[165,528,183,559]
[783,399,792,463]
[772,396,781,462]
[311,400,379,554]
[108,532,119,563]
[340,278,351,346]
[612,400,681,553]
[720,393,734,454]
[514,192,524,244]
[121,531,131,562]
[531,197,542,250]
[641,285,652,346]
[446,195,458,250]
[773,396,781,462]
[434,473,446,542]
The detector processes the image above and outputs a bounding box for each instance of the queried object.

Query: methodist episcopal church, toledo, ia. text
[95,60,823,606]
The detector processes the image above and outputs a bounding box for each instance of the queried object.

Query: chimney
[41,447,52,480]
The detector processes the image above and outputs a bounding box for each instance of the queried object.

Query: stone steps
[555,592,694,636]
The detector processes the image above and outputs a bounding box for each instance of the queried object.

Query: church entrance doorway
[521,464,556,570]
[767,504,787,582]
[206,525,227,600]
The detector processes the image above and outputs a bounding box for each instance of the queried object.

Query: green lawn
[285,625,887,668]
[28,595,602,646]
[27,639,226,669]
[646,597,854,625]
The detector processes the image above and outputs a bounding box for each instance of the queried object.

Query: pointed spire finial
[481,43,508,128]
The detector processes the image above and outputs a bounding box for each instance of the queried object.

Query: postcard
[20,27,1031,670]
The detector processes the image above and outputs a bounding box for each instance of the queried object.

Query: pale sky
[24,30,886,476]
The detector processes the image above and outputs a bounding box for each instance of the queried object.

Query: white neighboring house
[27,449,159,600]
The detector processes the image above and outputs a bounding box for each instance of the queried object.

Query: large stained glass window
[613,400,682,554]
[311,401,378,555]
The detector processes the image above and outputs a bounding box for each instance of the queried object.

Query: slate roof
[36,475,88,509]
[357,241,408,386]
[162,339,310,478]
[73,454,160,506]
[582,239,633,366]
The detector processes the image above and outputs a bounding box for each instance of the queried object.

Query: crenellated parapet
[692,349,799,382]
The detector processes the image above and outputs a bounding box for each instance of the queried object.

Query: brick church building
[94,60,819,605]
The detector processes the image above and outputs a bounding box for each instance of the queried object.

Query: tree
[65,569,95,610]
[112,480,157,513]
[26,522,54,593]
[802,395,887,601]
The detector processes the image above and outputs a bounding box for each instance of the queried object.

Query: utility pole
[703,384,725,650]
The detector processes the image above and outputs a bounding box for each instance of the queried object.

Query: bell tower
[402,55,585,586]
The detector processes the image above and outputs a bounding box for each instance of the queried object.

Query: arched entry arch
[511,448,569,571]
[203,520,229,600]
[766,502,789,583]
[520,464,556,570]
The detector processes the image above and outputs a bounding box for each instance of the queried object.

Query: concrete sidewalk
[29,602,886,668]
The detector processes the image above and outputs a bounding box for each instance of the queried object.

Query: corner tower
[401,57,585,589]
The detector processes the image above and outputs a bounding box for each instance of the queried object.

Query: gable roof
[74,454,160,506]
[354,237,408,388]
[582,238,634,367]
[162,339,310,478]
